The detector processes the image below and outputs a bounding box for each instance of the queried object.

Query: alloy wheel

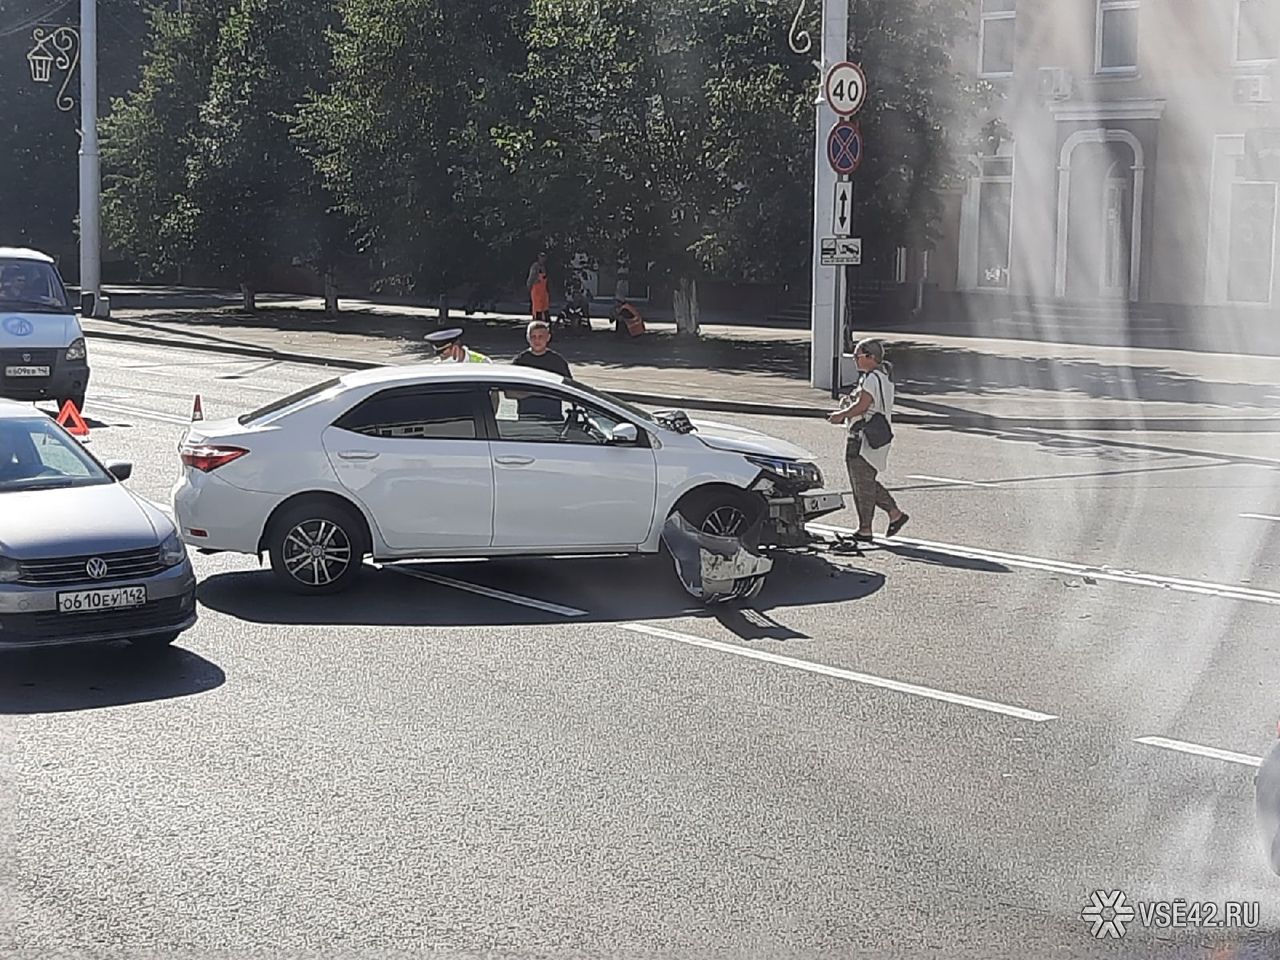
[282,518,353,587]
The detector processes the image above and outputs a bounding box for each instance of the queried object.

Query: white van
[0,247,89,412]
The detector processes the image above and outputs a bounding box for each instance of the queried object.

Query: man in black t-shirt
[512,320,572,420]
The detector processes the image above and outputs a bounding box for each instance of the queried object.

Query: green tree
[102,1,233,279]
[298,0,532,314]
[518,0,986,333]
[104,0,349,311]
[186,0,346,310]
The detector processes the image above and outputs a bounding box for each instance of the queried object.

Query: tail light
[180,443,248,473]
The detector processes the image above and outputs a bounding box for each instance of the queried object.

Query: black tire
[267,499,366,595]
[673,489,769,606]
[127,631,179,651]
[59,393,86,414]
[677,488,761,539]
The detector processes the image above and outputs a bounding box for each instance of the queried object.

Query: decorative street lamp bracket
[27,25,80,112]
[788,0,813,55]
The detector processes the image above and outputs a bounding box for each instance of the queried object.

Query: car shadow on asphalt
[195,553,887,635]
[0,643,226,715]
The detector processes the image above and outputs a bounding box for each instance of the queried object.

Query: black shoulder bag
[860,371,894,450]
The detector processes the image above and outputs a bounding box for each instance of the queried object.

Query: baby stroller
[553,272,592,334]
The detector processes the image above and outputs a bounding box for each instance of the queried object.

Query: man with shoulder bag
[826,339,910,543]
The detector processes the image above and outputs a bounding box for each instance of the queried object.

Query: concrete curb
[84,325,1280,432]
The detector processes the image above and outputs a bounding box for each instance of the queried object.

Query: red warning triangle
[56,399,90,437]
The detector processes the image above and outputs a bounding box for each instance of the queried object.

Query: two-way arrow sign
[832,180,853,237]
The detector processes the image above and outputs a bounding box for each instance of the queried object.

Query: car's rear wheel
[268,500,366,595]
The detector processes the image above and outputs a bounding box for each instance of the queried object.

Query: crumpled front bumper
[762,489,846,548]
[661,514,773,603]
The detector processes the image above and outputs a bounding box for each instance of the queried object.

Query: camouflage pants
[845,441,898,531]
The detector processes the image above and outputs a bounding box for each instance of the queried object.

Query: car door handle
[495,456,535,466]
[337,450,379,461]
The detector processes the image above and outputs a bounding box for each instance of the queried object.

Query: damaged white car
[173,364,845,602]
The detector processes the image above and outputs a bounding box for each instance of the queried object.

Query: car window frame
[330,383,491,442]
[478,381,652,449]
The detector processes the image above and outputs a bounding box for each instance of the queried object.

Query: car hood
[0,484,172,559]
[0,311,78,348]
[689,418,817,461]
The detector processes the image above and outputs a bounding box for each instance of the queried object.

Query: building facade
[933,0,1280,322]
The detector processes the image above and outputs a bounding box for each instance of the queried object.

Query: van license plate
[57,585,148,614]
[4,366,49,377]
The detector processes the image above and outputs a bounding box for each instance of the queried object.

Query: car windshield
[0,416,113,492]
[237,377,344,425]
[0,259,70,313]
[562,379,671,429]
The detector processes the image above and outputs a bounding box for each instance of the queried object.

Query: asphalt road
[4,339,1280,958]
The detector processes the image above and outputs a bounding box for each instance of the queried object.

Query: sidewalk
[80,291,1280,432]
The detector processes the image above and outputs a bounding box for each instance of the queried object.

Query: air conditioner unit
[1235,75,1274,104]
[1038,67,1073,102]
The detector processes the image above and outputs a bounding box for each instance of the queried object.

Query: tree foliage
[43,0,983,324]
[298,0,532,301]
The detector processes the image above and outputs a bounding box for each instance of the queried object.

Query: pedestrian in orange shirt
[528,251,550,325]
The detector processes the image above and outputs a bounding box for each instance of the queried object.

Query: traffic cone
[191,394,203,422]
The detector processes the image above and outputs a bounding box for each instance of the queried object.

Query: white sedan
[172,364,844,595]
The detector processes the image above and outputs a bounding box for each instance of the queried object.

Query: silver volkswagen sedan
[0,399,197,650]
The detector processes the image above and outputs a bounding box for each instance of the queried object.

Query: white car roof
[0,247,56,264]
[339,362,567,390]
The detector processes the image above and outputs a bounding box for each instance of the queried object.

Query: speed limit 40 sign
[825,61,867,117]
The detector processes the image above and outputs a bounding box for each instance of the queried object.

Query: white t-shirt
[848,369,894,473]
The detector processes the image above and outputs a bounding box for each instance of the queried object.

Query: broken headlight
[745,455,822,490]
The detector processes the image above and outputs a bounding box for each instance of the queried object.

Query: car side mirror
[610,423,639,445]
[106,460,133,481]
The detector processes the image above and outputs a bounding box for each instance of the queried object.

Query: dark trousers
[845,441,899,531]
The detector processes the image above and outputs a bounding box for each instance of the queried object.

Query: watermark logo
[1081,891,1261,939]
[1081,890,1136,939]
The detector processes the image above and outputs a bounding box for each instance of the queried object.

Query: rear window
[238,377,343,425]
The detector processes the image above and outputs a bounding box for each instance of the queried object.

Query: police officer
[425,327,491,364]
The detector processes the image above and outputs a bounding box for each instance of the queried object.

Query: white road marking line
[809,522,1280,608]
[621,622,1058,723]
[1241,513,1280,523]
[85,399,191,425]
[1134,737,1263,768]
[907,475,994,487]
[381,564,588,617]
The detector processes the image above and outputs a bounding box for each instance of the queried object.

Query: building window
[1227,180,1277,303]
[979,0,1016,77]
[976,157,1014,289]
[1237,0,1279,64]
[1096,0,1140,73]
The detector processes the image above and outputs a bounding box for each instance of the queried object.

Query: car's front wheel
[267,500,366,595]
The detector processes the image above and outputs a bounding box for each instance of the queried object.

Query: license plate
[4,366,49,377]
[57,585,148,614]
[803,492,845,513]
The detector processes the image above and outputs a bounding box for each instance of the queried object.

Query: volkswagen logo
[2,316,33,337]
[85,557,109,580]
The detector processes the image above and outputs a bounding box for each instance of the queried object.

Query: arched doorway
[1055,129,1145,301]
